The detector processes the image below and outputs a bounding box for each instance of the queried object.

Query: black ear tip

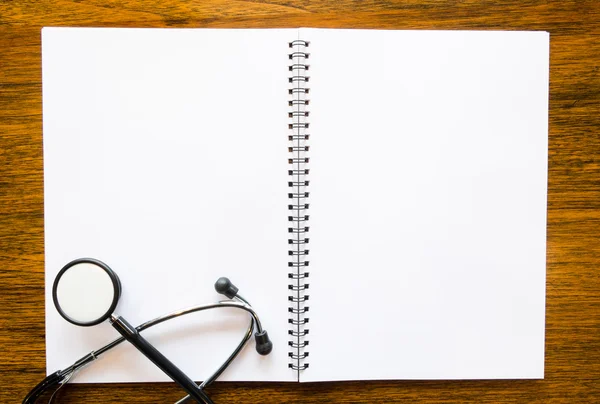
[214,277,239,299]
[214,277,231,293]
[255,330,273,355]
[256,340,273,356]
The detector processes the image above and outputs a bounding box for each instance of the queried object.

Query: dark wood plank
[0,1,598,402]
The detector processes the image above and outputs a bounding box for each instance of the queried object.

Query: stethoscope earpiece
[254,330,273,355]
[214,277,239,299]
[214,277,273,355]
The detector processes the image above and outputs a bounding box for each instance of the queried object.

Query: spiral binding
[288,39,310,374]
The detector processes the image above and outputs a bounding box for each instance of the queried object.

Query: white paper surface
[43,28,549,384]
[302,29,549,381]
[43,27,295,382]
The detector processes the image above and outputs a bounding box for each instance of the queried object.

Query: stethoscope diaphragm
[52,258,122,327]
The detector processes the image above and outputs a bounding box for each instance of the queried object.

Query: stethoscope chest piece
[52,258,122,327]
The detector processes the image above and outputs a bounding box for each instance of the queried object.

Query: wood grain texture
[1,0,598,402]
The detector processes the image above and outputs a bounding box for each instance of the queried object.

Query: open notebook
[42,27,549,383]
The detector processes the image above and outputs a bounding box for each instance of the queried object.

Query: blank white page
[43,28,295,382]
[303,29,549,381]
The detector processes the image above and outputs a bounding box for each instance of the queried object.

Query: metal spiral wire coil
[288,39,310,374]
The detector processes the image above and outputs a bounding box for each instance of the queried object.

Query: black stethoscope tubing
[24,295,260,404]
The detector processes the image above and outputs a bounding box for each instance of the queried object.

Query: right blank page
[304,29,549,381]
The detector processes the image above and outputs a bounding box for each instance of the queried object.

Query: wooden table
[1,1,598,402]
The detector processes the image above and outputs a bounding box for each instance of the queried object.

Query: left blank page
[42,27,294,382]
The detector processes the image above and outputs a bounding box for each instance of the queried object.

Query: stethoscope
[24,258,272,404]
